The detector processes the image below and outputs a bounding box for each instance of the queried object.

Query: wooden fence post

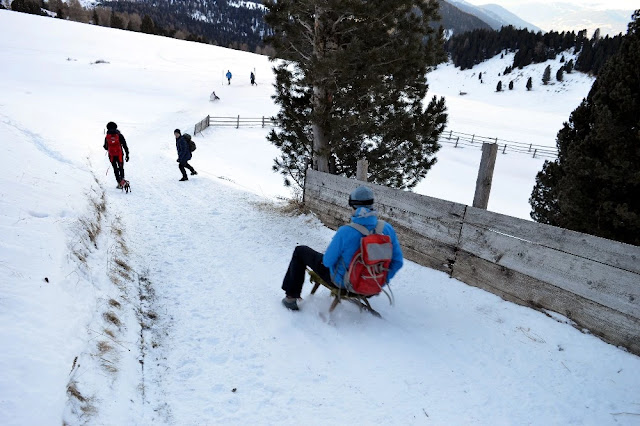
[262,116,265,128]
[356,159,368,182]
[207,115,210,127]
[472,143,499,209]
[236,115,240,129]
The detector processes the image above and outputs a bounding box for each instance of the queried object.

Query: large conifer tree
[264,0,447,189]
[530,11,640,245]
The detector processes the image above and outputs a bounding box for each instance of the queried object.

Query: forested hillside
[103,0,268,51]
[447,25,624,75]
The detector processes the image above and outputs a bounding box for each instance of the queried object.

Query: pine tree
[92,8,98,24]
[110,10,124,29]
[565,59,574,73]
[508,80,514,90]
[556,67,564,81]
[530,10,640,245]
[264,0,447,189]
[11,0,43,15]
[526,76,532,90]
[140,15,154,34]
[542,65,551,84]
[496,81,502,92]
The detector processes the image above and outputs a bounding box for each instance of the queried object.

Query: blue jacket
[226,71,232,79]
[323,207,403,288]
[176,135,191,163]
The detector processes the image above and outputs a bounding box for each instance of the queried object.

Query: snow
[418,50,594,219]
[1,9,639,425]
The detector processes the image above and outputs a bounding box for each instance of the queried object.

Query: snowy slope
[1,10,639,425]
[418,51,594,219]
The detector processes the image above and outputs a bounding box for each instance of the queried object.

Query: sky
[463,0,638,10]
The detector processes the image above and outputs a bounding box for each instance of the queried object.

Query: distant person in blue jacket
[174,129,197,181]
[226,70,232,85]
[281,186,404,310]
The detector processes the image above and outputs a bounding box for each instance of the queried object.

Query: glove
[126,155,130,162]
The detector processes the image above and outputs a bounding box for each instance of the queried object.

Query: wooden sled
[307,269,381,317]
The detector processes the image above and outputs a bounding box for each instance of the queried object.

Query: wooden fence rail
[441,130,558,159]
[193,116,557,159]
[194,115,276,134]
[304,169,640,355]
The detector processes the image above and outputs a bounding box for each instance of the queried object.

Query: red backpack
[344,221,393,296]
[106,133,122,161]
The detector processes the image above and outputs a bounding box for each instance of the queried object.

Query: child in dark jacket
[174,129,197,181]
[104,121,129,188]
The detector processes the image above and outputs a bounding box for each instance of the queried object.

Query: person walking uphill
[281,186,404,311]
[104,121,129,189]
[175,129,197,181]
[226,70,232,85]
[250,71,256,86]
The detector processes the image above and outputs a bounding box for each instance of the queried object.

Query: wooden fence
[194,115,210,135]
[441,130,558,159]
[194,115,276,134]
[194,115,557,159]
[304,169,640,355]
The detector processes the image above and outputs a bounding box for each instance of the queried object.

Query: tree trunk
[312,85,330,172]
[311,5,332,173]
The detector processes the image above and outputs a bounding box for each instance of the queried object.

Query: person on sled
[281,186,403,311]
[103,121,129,189]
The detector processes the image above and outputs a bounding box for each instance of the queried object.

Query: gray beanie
[349,186,374,208]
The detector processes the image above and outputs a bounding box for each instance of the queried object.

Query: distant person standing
[250,71,256,86]
[174,129,197,181]
[104,121,129,189]
[226,70,232,85]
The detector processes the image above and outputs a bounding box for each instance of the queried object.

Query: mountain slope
[446,0,541,32]
[479,3,543,32]
[437,0,492,34]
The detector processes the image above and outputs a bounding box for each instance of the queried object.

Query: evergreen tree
[496,81,502,92]
[508,80,514,90]
[92,8,98,24]
[556,67,564,81]
[140,14,154,34]
[526,76,532,90]
[11,0,43,15]
[110,10,124,29]
[530,11,640,245]
[264,0,447,189]
[560,54,565,62]
[57,6,64,18]
[542,64,551,84]
[564,58,574,73]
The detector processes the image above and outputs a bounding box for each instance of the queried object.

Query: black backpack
[184,133,196,152]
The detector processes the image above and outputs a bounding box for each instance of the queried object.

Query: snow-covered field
[1,10,639,425]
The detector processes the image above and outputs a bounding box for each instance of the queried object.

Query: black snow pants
[281,245,332,298]
[179,162,196,178]
[111,157,125,183]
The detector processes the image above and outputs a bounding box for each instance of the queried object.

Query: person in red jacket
[103,121,129,188]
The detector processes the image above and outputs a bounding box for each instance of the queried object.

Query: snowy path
[105,118,640,425]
